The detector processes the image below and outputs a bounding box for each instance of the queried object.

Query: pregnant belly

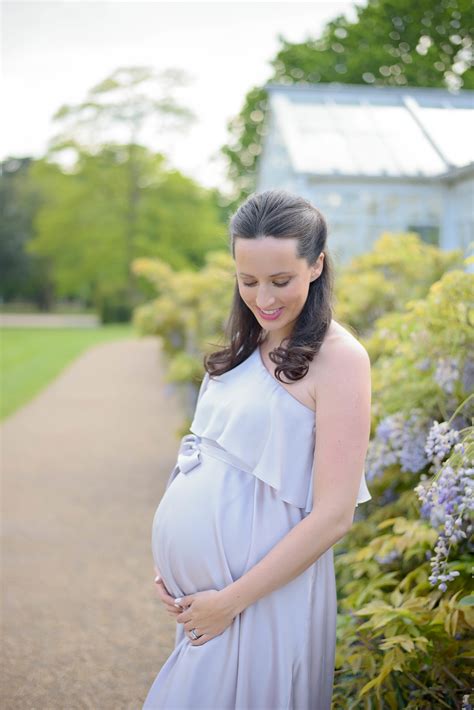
[151,452,255,598]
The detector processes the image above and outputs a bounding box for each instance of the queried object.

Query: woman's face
[234,236,324,342]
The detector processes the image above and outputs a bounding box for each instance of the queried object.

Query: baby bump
[152,452,255,597]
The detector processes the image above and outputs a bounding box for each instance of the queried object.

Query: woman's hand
[153,565,181,618]
[174,589,238,646]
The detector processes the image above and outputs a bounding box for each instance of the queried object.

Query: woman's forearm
[219,508,349,617]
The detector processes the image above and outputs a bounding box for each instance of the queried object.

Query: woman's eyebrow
[238,271,292,277]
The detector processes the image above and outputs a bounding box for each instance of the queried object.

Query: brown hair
[204,188,335,384]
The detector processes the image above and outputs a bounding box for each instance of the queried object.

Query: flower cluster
[462,357,474,394]
[433,356,460,395]
[365,409,431,482]
[366,405,472,592]
[374,549,401,565]
[424,420,461,470]
[415,356,432,372]
[415,433,473,592]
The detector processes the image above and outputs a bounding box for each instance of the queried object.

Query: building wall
[270,175,443,265]
[440,175,474,254]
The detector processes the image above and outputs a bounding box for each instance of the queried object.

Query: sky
[2,0,358,192]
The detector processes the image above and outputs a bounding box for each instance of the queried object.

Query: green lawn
[0,324,137,421]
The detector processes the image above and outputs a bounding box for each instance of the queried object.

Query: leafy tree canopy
[221,0,473,208]
[27,144,226,314]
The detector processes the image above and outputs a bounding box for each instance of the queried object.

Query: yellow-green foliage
[364,268,473,420]
[335,232,464,335]
[132,250,234,386]
[332,260,473,708]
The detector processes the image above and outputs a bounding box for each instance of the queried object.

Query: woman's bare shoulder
[307,320,370,392]
[326,320,368,353]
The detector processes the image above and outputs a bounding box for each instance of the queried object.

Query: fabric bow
[164,433,203,490]
[176,433,202,474]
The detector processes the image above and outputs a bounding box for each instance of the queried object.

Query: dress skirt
[143,437,337,710]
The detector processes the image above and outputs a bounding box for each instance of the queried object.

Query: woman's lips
[256,307,284,321]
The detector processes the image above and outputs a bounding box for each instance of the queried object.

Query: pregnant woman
[143,188,372,709]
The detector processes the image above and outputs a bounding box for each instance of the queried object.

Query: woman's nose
[256,289,276,309]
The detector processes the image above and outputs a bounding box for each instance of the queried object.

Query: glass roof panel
[274,93,457,176]
[417,107,474,167]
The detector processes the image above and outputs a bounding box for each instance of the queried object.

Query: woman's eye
[242,281,290,288]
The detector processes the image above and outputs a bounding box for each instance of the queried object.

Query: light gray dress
[143,345,371,710]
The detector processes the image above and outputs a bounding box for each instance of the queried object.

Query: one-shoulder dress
[143,345,372,710]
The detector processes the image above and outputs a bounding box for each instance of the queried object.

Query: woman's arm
[219,341,372,617]
[219,504,349,616]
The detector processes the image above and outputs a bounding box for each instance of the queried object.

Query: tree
[47,66,198,305]
[0,157,54,308]
[27,145,226,321]
[221,0,474,208]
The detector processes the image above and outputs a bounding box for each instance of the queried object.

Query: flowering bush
[131,250,234,385]
[332,262,473,708]
[335,231,463,335]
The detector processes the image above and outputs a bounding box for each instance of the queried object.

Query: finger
[154,582,177,604]
[176,611,192,623]
[154,578,171,594]
[161,599,180,610]
[158,589,177,605]
[155,590,174,607]
[190,633,211,646]
[174,600,192,613]
[157,594,182,612]
[164,601,182,612]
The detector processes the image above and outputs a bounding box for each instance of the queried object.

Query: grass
[0,324,137,421]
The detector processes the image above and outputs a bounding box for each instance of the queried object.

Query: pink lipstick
[257,307,284,321]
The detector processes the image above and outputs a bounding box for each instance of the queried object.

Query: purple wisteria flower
[461,357,474,394]
[415,439,473,592]
[415,357,432,372]
[374,549,401,565]
[400,411,432,473]
[365,409,431,482]
[425,420,461,469]
[434,356,460,395]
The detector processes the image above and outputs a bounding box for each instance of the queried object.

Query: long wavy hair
[204,188,335,384]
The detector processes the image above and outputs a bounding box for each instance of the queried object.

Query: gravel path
[0,313,100,328]
[1,337,184,709]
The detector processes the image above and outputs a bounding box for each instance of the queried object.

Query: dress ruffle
[189,350,372,514]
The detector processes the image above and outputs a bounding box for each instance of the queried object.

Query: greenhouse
[257,83,474,264]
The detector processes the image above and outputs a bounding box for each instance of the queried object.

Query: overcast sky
[2,0,358,191]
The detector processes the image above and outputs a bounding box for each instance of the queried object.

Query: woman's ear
[315,253,324,278]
